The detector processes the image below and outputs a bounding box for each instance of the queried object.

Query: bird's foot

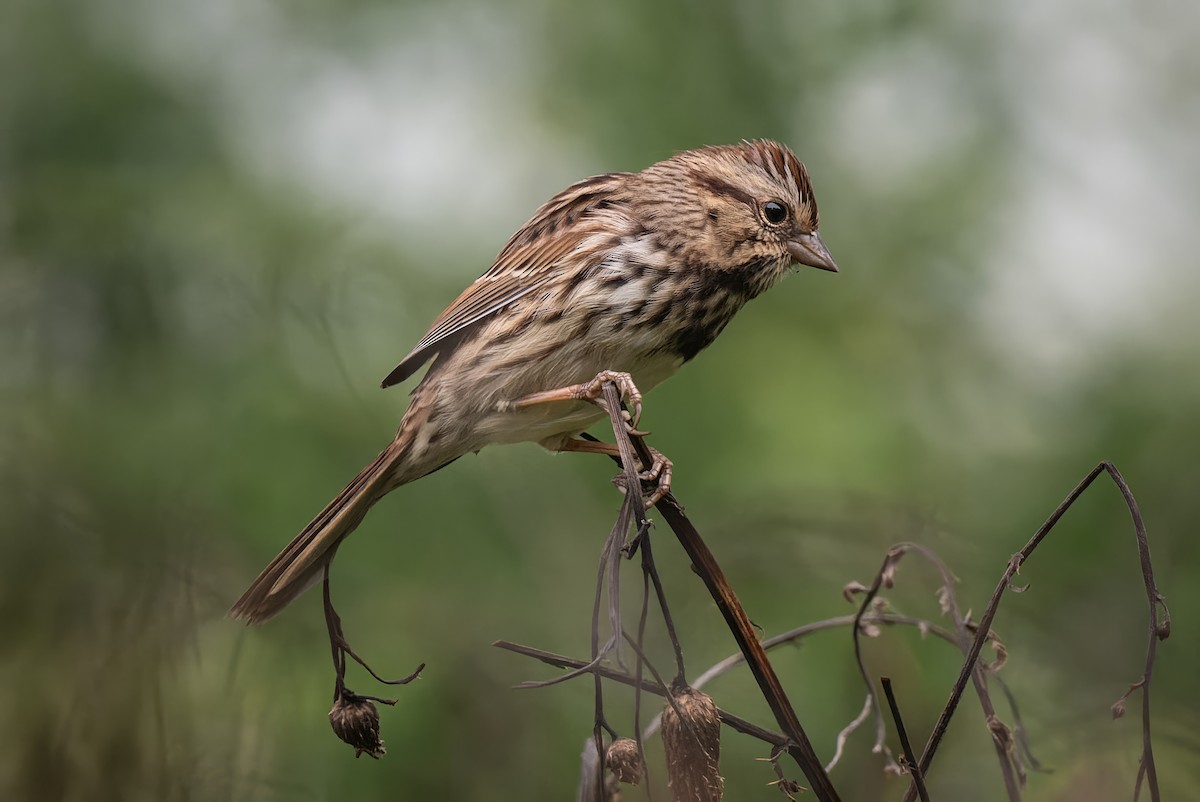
[630,446,672,508]
[513,370,644,428]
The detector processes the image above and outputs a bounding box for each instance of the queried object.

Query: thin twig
[993,674,1050,774]
[499,603,1048,798]
[639,531,687,685]
[1107,463,1167,802]
[590,495,633,796]
[594,388,841,802]
[849,551,901,771]
[906,543,1019,799]
[633,528,654,791]
[827,695,874,774]
[903,462,1167,802]
[496,639,789,749]
[586,383,655,800]
[848,543,1022,799]
[882,677,930,802]
[496,606,997,756]
[322,560,422,701]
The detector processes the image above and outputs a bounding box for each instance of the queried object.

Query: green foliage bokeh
[2,0,1197,799]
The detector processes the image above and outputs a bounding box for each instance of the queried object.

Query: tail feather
[230,443,402,625]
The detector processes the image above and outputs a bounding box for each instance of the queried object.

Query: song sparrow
[231,140,837,624]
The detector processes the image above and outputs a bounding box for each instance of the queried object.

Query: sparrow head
[635,140,837,287]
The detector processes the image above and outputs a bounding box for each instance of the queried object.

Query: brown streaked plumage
[231,140,837,624]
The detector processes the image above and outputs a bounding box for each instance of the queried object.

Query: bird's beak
[787,232,838,273]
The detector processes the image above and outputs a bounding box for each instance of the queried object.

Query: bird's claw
[638,448,672,507]
[611,447,672,508]
[583,371,643,428]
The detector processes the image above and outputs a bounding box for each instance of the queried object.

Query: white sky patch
[826,39,983,194]
[119,0,594,251]
[975,0,1199,375]
[820,0,1198,378]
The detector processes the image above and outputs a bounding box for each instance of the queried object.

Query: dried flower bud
[1157,618,1171,640]
[881,549,904,589]
[606,738,644,785]
[329,692,386,759]
[772,777,806,801]
[984,638,1008,673]
[1111,698,1126,720]
[842,581,868,602]
[936,585,953,615]
[986,715,1014,754]
[661,685,723,802]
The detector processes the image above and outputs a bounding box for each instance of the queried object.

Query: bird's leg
[517,372,668,504]
[511,370,644,429]
[554,437,673,508]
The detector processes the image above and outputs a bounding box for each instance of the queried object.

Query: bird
[231,140,837,624]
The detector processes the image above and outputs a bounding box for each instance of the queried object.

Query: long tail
[229,441,405,625]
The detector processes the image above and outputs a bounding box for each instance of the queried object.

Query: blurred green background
[3,0,1197,799]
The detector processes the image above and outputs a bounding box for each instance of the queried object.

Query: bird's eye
[761,200,788,225]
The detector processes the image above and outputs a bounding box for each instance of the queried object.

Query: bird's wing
[380,172,630,389]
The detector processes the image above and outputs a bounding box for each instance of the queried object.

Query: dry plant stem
[631,529,683,792]
[909,545,1019,799]
[692,614,966,698]
[621,635,696,747]
[577,738,608,802]
[828,696,874,774]
[322,561,423,702]
[498,607,995,761]
[848,553,904,772]
[636,530,688,684]
[502,583,1043,795]
[497,611,973,745]
[902,462,1167,802]
[993,674,1047,773]
[323,561,423,758]
[653,611,999,773]
[593,493,640,799]
[589,383,653,801]
[497,639,790,750]
[881,677,931,802]
[633,544,653,791]
[591,386,840,802]
[850,544,1021,800]
[519,521,631,691]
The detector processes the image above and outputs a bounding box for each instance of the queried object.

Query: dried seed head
[606,738,644,785]
[329,692,386,759]
[661,685,723,802]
